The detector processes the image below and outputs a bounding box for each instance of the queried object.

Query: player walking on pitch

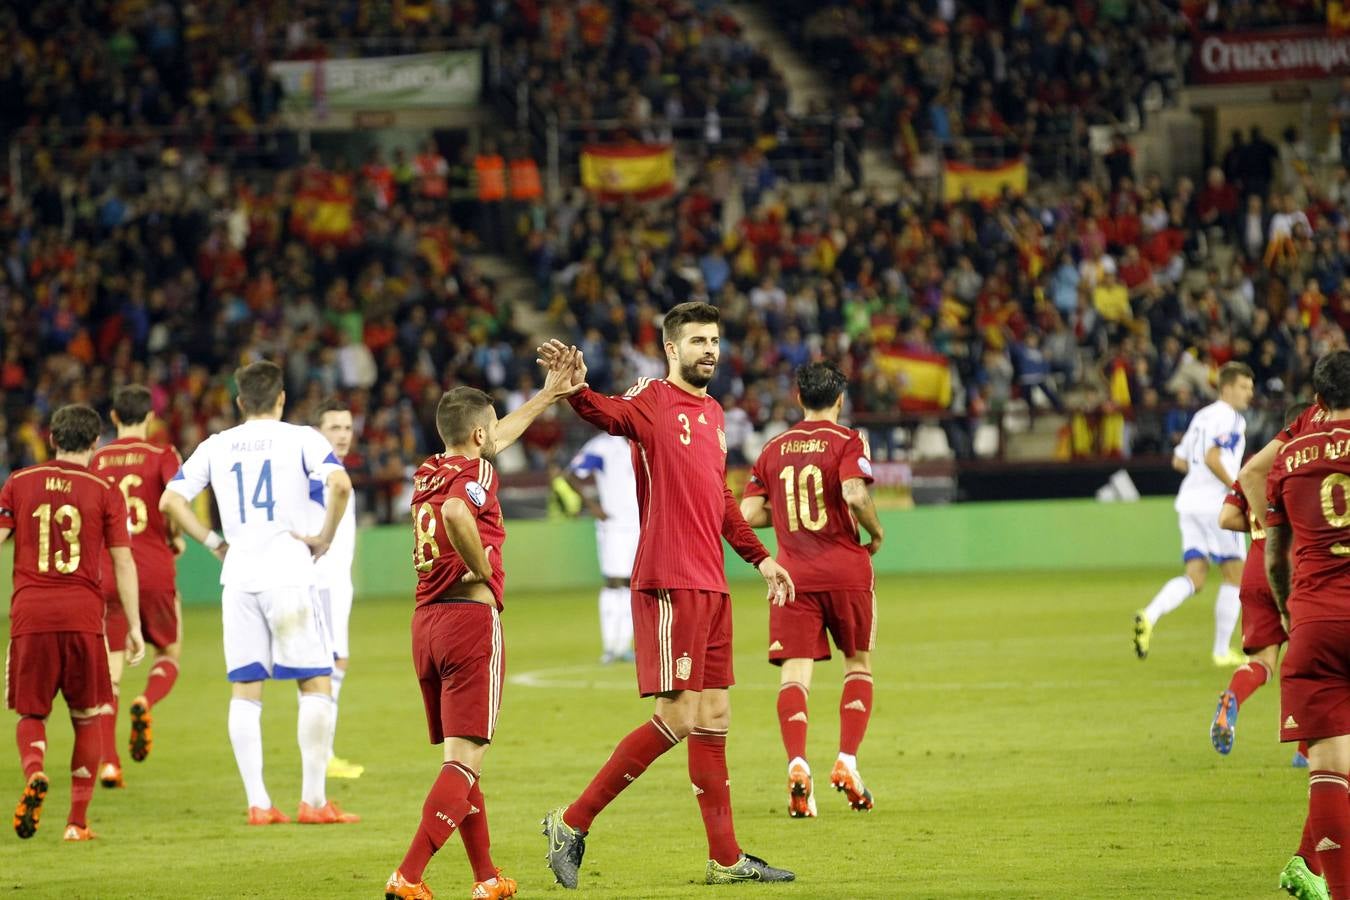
[1135,362,1255,665]
[91,385,186,789]
[308,399,362,779]
[2,404,144,841]
[537,301,798,889]
[740,362,882,818]
[161,361,358,826]
[384,367,581,900]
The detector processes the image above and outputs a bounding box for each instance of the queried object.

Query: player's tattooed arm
[1265,522,1293,625]
[443,498,492,583]
[843,477,884,555]
[739,495,771,528]
[1239,438,1282,528]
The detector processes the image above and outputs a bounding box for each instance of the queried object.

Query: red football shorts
[1239,583,1287,654]
[768,590,877,664]
[632,589,733,697]
[105,588,180,652]
[1281,619,1350,743]
[6,632,113,718]
[412,601,504,744]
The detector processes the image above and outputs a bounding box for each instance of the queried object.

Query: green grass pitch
[0,569,1308,898]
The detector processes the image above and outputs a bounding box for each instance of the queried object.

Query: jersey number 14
[230,461,275,522]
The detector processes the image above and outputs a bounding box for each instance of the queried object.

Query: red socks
[564,716,680,832]
[689,726,740,866]
[1310,770,1350,897]
[1226,660,1271,706]
[99,694,120,769]
[16,716,45,778]
[839,672,874,756]
[400,761,476,883]
[460,780,497,882]
[143,658,180,708]
[69,716,100,828]
[1299,809,1325,876]
[776,682,808,761]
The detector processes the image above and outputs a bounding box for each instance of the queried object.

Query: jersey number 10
[779,465,828,533]
[230,461,275,523]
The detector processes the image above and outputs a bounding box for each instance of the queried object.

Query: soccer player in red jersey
[1,405,144,841]
[740,362,883,818]
[385,367,581,900]
[90,386,185,788]
[536,301,797,889]
[1266,350,1350,900]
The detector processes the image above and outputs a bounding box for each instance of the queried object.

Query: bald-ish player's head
[111,384,154,430]
[313,397,354,457]
[1217,361,1255,412]
[796,361,848,417]
[235,360,286,419]
[1314,349,1350,413]
[662,301,720,389]
[436,387,499,461]
[49,404,102,455]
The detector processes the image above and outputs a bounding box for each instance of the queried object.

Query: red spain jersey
[744,420,875,593]
[568,380,768,593]
[91,438,182,592]
[411,454,505,609]
[1282,405,1332,442]
[1224,480,1268,593]
[1266,423,1350,622]
[0,459,130,636]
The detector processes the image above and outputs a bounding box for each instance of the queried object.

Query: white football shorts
[222,585,333,681]
[1178,512,1246,564]
[318,580,354,660]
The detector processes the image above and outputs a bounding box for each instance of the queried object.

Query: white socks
[600,587,633,657]
[330,665,345,703]
[837,752,857,770]
[1143,575,1196,626]
[1214,583,1242,657]
[228,698,269,810]
[297,692,334,808]
[327,666,346,759]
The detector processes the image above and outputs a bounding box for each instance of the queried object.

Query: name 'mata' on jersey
[744,421,875,593]
[1174,399,1247,515]
[1267,423,1350,623]
[411,454,506,608]
[166,419,344,590]
[567,379,768,591]
[92,438,182,594]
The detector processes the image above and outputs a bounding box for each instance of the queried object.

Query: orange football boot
[787,761,816,818]
[385,869,434,899]
[247,806,291,826]
[829,759,874,811]
[99,762,124,789]
[62,824,97,841]
[128,697,153,762]
[297,799,360,824]
[13,772,48,839]
[470,869,518,899]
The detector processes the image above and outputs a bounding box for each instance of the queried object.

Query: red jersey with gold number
[1282,406,1332,442]
[91,438,182,592]
[567,379,768,593]
[0,459,130,636]
[744,420,875,593]
[411,454,505,609]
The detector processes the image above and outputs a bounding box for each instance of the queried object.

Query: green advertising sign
[270,50,482,111]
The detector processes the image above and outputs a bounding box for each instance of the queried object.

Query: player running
[1265,350,1350,900]
[565,432,639,664]
[308,399,362,780]
[537,302,797,889]
[2,404,144,841]
[384,368,580,900]
[161,360,358,826]
[91,385,185,789]
[740,361,883,818]
[1135,362,1255,665]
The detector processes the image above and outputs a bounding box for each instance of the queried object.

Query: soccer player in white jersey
[160,361,360,826]
[1134,362,1255,665]
[309,398,362,779]
[566,432,639,663]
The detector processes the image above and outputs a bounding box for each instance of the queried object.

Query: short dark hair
[312,397,350,427]
[50,405,102,452]
[436,387,494,446]
[1314,351,1350,410]
[797,361,847,412]
[1284,401,1313,428]
[236,361,285,415]
[112,385,153,425]
[662,302,720,344]
[1218,361,1255,388]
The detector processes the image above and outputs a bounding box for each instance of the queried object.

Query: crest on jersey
[858,456,873,477]
[675,653,693,681]
[716,428,727,454]
[466,481,487,507]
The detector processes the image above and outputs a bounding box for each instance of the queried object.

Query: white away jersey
[308,469,356,590]
[1173,400,1246,515]
[568,433,639,528]
[167,419,345,591]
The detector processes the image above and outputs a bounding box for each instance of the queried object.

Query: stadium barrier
[0,498,1183,605]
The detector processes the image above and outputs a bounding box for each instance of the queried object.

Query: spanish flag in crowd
[580,145,675,202]
[874,347,953,412]
[290,171,358,247]
[942,159,1028,205]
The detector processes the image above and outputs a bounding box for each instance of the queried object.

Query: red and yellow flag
[874,347,953,412]
[942,159,1028,204]
[580,144,675,201]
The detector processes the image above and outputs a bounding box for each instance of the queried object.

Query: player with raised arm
[1265,350,1350,900]
[565,432,639,664]
[1134,362,1255,664]
[537,301,798,889]
[90,386,185,789]
[308,398,362,780]
[383,367,581,900]
[160,361,358,826]
[740,361,883,818]
[2,404,144,841]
